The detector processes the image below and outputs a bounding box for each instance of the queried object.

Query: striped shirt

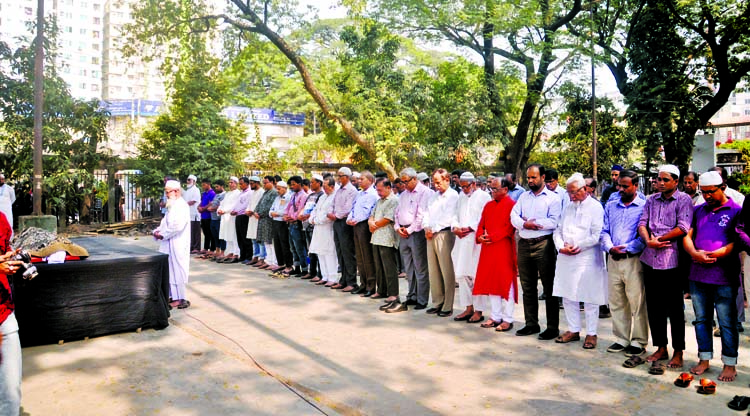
[601,195,646,254]
[638,190,693,270]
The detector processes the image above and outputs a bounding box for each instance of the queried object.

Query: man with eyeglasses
[511,164,562,340]
[394,167,433,309]
[154,180,191,309]
[637,164,693,371]
[601,169,648,358]
[683,171,742,382]
[328,167,359,291]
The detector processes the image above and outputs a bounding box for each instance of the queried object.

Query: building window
[24,7,32,15]
[92,30,100,38]
[93,17,101,24]
[79,28,87,35]
[92,43,99,50]
[91,84,99,92]
[91,57,100,64]
[92,70,99,78]
[93,3,100,11]
[79,83,87,89]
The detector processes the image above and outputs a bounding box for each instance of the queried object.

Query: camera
[14,250,39,280]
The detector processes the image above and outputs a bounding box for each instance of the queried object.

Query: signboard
[103,101,304,125]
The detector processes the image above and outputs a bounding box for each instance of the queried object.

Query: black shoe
[361,290,375,297]
[454,314,472,322]
[538,328,559,340]
[739,324,745,333]
[606,343,626,353]
[599,305,611,319]
[385,301,407,313]
[379,301,396,311]
[290,268,303,277]
[623,345,645,356]
[437,310,453,317]
[414,303,427,310]
[426,304,443,314]
[403,299,418,306]
[352,287,367,295]
[538,293,546,300]
[515,325,541,336]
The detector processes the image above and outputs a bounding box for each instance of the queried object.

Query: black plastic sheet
[12,236,171,347]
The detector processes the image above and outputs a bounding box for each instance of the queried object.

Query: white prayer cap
[352,171,361,179]
[337,167,352,177]
[249,176,261,182]
[312,174,324,182]
[416,172,429,181]
[459,172,475,182]
[566,173,585,188]
[699,171,723,187]
[229,176,239,183]
[277,181,288,188]
[165,180,181,190]
[658,164,680,179]
[187,174,197,181]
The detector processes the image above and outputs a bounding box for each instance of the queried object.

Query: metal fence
[93,170,156,222]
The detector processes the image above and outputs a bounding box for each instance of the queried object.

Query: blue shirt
[347,185,378,223]
[508,185,525,201]
[601,195,646,254]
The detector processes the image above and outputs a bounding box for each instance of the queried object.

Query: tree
[569,0,750,170]
[533,83,634,179]
[134,23,248,197]
[361,0,583,178]
[0,24,109,217]
[124,0,400,178]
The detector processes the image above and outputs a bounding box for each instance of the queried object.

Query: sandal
[727,395,750,410]
[555,331,581,344]
[468,315,484,324]
[480,320,502,328]
[582,335,598,349]
[623,355,646,368]
[495,322,514,332]
[649,362,666,375]
[674,372,694,388]
[697,378,716,395]
[177,300,191,309]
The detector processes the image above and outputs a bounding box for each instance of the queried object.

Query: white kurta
[155,197,191,294]
[0,184,16,231]
[552,196,607,305]
[308,193,336,255]
[219,189,240,254]
[245,188,265,240]
[182,185,201,221]
[451,189,491,277]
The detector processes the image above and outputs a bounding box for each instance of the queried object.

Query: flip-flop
[727,395,750,410]
[582,335,598,349]
[697,378,716,395]
[467,316,485,324]
[674,372,694,388]
[649,362,666,375]
[555,331,581,344]
[480,320,502,328]
[623,356,646,368]
[495,323,514,332]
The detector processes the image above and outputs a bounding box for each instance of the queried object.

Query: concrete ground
[20,237,750,415]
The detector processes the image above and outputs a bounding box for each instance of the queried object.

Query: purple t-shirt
[688,199,742,285]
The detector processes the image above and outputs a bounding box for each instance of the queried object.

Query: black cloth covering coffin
[12,236,170,347]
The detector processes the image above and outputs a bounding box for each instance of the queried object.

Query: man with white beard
[451,172,491,323]
[154,180,191,309]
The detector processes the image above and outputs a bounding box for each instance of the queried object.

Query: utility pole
[33,0,44,215]
[590,1,598,183]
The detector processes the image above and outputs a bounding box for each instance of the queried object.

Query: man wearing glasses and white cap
[637,164,693,372]
[154,180,191,309]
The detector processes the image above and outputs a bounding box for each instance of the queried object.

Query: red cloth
[472,195,518,301]
[0,212,14,324]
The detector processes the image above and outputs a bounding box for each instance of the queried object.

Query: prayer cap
[417,172,429,181]
[352,171,361,179]
[229,176,239,183]
[187,174,197,181]
[658,164,680,179]
[277,181,288,188]
[337,167,352,177]
[611,165,623,171]
[165,180,181,190]
[699,171,723,187]
[312,174,324,182]
[460,172,475,182]
[249,176,261,182]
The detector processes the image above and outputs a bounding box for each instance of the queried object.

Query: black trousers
[333,219,357,287]
[234,215,250,261]
[517,236,559,330]
[643,263,686,350]
[201,218,215,250]
[353,221,376,291]
[305,227,320,277]
[272,220,293,268]
[190,220,201,252]
[373,245,399,297]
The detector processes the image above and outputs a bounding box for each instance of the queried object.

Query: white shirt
[452,188,491,231]
[510,188,562,239]
[726,187,745,205]
[182,184,201,221]
[422,187,459,232]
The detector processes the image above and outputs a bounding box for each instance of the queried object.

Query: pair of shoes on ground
[607,343,645,356]
[515,325,559,341]
[380,299,407,313]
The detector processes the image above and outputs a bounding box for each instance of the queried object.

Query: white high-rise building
[0,0,104,100]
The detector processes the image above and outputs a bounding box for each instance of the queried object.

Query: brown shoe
[554,331,581,344]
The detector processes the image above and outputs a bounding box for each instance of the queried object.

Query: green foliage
[533,83,634,179]
[0,22,109,212]
[134,26,248,198]
[719,140,750,193]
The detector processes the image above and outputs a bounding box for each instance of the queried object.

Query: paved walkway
[20,237,750,415]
